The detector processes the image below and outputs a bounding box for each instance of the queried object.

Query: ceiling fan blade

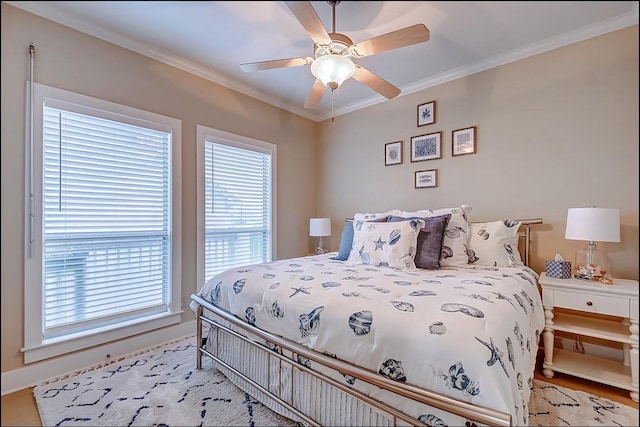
[284,1,332,46]
[240,57,312,72]
[352,65,401,99]
[351,24,430,58]
[304,79,326,109]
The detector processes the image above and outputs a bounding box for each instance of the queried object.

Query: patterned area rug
[34,335,639,426]
[528,380,638,426]
[34,336,297,427]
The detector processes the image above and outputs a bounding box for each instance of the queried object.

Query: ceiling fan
[240,1,430,109]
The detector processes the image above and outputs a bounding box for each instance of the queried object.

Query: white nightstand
[538,272,639,402]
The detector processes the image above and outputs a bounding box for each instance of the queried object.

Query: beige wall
[1,4,638,376]
[318,26,639,281]
[0,4,318,373]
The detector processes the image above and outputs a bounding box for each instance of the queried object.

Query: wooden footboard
[192,294,513,427]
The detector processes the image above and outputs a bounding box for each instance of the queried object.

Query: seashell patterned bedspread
[193,253,545,426]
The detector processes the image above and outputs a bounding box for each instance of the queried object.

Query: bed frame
[191,218,543,427]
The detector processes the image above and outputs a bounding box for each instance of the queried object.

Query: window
[24,83,182,363]
[196,125,276,290]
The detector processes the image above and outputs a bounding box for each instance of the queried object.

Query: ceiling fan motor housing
[313,32,353,58]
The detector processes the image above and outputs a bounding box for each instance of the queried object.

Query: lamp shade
[310,54,355,90]
[565,207,620,243]
[309,218,331,237]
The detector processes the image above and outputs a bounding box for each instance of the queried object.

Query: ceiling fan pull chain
[331,89,335,123]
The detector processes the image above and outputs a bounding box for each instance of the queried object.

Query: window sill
[22,310,182,364]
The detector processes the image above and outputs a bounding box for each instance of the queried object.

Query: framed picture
[384,141,403,166]
[415,169,437,188]
[417,101,436,126]
[411,131,442,162]
[452,126,477,156]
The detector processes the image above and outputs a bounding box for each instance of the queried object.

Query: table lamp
[565,207,620,281]
[310,218,331,255]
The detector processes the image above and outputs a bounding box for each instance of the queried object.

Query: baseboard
[1,320,195,396]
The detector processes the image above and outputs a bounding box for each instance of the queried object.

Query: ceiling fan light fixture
[310,54,355,91]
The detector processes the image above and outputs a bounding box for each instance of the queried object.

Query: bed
[190,206,544,426]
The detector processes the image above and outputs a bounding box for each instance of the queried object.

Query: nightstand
[538,272,639,402]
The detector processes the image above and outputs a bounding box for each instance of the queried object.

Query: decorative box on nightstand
[538,272,639,402]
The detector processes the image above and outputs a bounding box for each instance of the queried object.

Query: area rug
[34,335,639,426]
[34,335,297,427]
[528,380,638,426]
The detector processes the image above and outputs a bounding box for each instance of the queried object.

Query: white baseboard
[1,320,195,396]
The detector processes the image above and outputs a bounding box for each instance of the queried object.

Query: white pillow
[467,220,523,267]
[353,209,401,222]
[396,206,470,267]
[348,219,421,269]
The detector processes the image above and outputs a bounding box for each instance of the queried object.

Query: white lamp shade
[310,54,355,90]
[309,218,331,237]
[565,207,620,243]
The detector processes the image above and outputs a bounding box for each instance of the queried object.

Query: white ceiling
[9,1,638,122]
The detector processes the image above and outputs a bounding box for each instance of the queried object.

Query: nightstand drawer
[554,290,629,317]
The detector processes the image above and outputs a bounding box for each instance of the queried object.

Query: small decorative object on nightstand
[565,207,620,282]
[539,272,639,402]
[309,218,331,255]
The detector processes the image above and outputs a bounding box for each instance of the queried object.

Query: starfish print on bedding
[475,336,509,378]
[374,236,387,250]
[289,286,311,298]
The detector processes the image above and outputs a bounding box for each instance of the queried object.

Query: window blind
[204,141,272,284]
[42,105,172,338]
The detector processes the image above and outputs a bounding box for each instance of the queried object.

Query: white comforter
[193,253,545,426]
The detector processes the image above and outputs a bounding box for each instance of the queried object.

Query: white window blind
[203,140,272,283]
[41,104,172,338]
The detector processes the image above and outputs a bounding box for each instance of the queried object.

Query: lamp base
[315,236,327,255]
[573,246,610,282]
[574,272,605,281]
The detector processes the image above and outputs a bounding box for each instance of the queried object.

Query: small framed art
[415,169,437,188]
[452,126,477,156]
[384,141,403,166]
[411,131,442,162]
[417,101,436,127]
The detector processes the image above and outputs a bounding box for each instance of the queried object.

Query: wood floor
[2,356,637,426]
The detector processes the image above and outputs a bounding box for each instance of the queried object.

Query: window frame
[196,125,277,292]
[23,83,182,364]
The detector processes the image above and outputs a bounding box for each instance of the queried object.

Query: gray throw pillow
[389,214,451,269]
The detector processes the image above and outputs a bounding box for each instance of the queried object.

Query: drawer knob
[586,301,593,306]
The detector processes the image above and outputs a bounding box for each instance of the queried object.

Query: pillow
[348,219,422,269]
[333,220,355,261]
[467,220,523,266]
[332,216,390,261]
[395,207,470,267]
[353,209,401,222]
[389,214,451,269]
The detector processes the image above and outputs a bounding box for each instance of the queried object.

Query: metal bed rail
[192,294,512,427]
